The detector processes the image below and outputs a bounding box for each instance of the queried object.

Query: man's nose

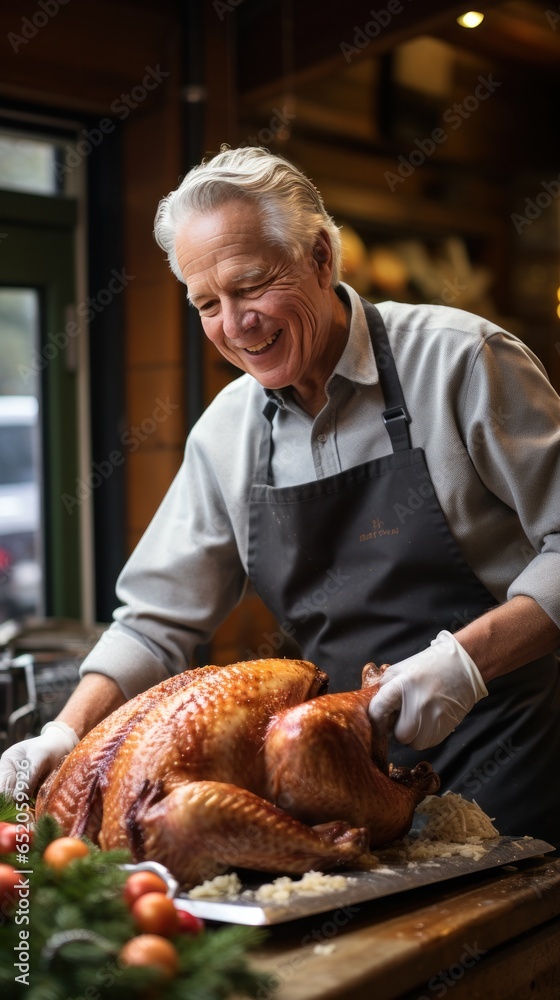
[222,302,259,340]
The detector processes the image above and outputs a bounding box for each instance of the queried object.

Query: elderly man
[2,146,560,846]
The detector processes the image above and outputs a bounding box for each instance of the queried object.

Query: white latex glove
[368,630,488,750]
[0,721,79,797]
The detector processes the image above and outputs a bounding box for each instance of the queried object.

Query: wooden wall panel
[122,87,186,548]
[0,0,180,114]
[126,444,184,532]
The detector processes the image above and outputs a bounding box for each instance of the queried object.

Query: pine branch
[0,813,276,999]
[0,792,18,822]
[31,813,63,854]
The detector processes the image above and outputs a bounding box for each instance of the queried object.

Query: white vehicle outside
[0,395,42,619]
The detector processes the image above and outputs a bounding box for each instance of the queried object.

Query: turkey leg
[135,780,369,888]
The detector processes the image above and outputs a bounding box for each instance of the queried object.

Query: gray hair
[153,146,342,287]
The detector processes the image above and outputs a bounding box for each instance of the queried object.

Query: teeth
[246,331,279,353]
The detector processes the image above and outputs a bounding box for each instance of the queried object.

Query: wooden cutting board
[248,856,560,999]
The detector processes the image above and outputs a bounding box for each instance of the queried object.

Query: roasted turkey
[36,658,439,887]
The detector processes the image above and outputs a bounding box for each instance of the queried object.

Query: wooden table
[250,856,560,999]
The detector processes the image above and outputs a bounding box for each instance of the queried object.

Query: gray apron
[247,293,560,846]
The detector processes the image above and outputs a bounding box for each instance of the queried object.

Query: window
[0,131,84,621]
[0,133,60,196]
[0,291,43,620]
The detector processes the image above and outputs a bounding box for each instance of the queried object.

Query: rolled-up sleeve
[460,332,560,626]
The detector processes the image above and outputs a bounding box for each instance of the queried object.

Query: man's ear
[312,230,333,287]
[312,243,328,262]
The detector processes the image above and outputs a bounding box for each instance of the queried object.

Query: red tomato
[123,871,168,907]
[43,837,90,869]
[0,824,19,855]
[175,907,205,935]
[131,892,179,937]
[119,934,179,979]
[0,863,19,899]
[0,823,32,855]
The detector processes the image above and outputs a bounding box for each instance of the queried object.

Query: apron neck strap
[257,399,277,485]
[358,295,412,453]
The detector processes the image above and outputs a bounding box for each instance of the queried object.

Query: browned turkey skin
[36,658,439,887]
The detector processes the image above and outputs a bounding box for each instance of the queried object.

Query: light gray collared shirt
[81,284,560,696]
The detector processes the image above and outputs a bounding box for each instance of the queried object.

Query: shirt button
[317,433,327,443]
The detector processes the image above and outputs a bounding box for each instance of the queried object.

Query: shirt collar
[329,282,379,387]
[264,281,379,406]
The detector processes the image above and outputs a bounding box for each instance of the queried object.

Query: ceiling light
[457,11,485,28]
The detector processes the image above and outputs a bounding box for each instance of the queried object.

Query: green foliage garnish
[0,812,275,999]
[0,792,20,823]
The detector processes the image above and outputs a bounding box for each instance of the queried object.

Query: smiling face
[175,200,349,414]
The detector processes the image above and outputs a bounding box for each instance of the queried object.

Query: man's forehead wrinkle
[176,229,258,260]
[177,240,247,272]
[179,223,263,254]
